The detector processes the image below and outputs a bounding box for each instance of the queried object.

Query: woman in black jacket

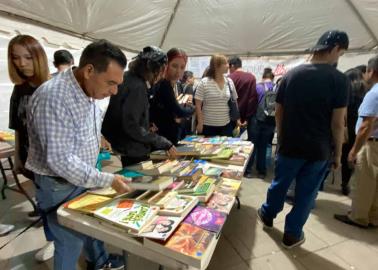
[102,46,177,167]
[150,48,195,145]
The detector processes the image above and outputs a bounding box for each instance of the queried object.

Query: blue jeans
[261,155,328,238]
[34,174,108,270]
[246,119,275,174]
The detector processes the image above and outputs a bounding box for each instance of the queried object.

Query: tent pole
[344,0,378,46]
[159,0,181,48]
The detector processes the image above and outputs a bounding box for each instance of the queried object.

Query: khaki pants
[349,141,378,226]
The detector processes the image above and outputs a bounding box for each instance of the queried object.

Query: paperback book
[184,205,226,235]
[158,194,198,217]
[94,199,159,232]
[63,193,112,214]
[206,192,235,214]
[144,222,217,269]
[215,178,242,197]
[138,215,181,241]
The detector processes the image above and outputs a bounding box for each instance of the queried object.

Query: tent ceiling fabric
[0,0,377,56]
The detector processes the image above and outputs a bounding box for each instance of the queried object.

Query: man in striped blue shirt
[26,40,130,270]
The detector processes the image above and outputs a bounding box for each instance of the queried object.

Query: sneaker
[257,208,273,229]
[87,254,125,270]
[35,241,54,262]
[0,224,15,236]
[282,232,306,249]
[243,172,253,179]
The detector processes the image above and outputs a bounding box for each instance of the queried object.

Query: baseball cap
[310,30,349,52]
[137,46,167,67]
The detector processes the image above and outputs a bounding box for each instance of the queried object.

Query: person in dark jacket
[150,48,194,145]
[340,68,367,195]
[102,46,177,167]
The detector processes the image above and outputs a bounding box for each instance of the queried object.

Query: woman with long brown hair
[7,34,54,261]
[194,54,239,136]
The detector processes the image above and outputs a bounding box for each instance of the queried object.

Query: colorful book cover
[165,223,215,259]
[220,169,243,180]
[204,167,223,177]
[184,205,226,234]
[166,180,185,190]
[202,148,233,160]
[94,199,158,232]
[116,168,145,178]
[206,192,235,214]
[193,177,216,196]
[216,178,242,196]
[139,216,181,241]
[64,193,112,214]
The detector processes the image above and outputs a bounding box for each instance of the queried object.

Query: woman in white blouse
[194,54,239,136]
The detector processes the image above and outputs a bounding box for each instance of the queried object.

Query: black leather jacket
[102,71,172,157]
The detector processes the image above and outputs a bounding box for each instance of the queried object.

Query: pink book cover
[184,205,226,234]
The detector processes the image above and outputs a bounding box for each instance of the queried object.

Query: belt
[368,137,378,142]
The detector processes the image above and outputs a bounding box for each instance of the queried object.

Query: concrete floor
[1,156,378,270]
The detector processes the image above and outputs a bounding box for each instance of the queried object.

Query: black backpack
[256,83,277,124]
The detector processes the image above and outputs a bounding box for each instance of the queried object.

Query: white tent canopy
[0,0,377,56]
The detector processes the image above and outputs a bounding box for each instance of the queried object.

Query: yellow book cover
[64,193,112,214]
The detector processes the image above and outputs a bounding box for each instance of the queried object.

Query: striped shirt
[195,77,238,126]
[25,68,114,188]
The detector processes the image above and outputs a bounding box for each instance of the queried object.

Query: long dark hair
[345,68,366,100]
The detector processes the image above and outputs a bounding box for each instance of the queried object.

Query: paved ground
[1,156,378,270]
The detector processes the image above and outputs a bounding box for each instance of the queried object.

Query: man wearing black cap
[257,30,349,248]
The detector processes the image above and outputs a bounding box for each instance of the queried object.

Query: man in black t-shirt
[257,30,349,248]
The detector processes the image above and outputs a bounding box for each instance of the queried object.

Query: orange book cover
[165,223,214,258]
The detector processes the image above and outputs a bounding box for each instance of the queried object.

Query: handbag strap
[226,78,235,101]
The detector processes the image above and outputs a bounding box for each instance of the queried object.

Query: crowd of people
[0,29,377,269]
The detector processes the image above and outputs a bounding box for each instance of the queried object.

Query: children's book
[63,193,112,214]
[184,205,226,235]
[206,192,235,214]
[94,199,159,232]
[138,215,181,241]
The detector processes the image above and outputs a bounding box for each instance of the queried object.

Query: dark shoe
[368,223,378,228]
[285,195,294,205]
[257,208,273,229]
[243,172,253,179]
[341,185,350,196]
[257,172,266,179]
[282,232,305,249]
[334,214,368,228]
[87,254,125,270]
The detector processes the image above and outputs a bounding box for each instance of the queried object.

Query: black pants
[121,156,149,167]
[341,142,353,187]
[202,122,234,137]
